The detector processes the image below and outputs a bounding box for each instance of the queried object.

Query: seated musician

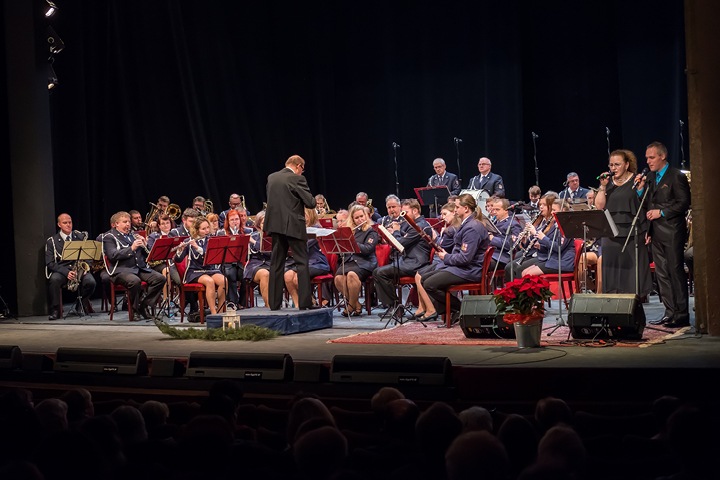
[192,196,206,214]
[335,209,349,226]
[103,211,166,319]
[284,208,331,308]
[218,193,243,229]
[373,198,433,310]
[504,194,555,282]
[206,213,221,236]
[528,185,542,210]
[356,191,382,223]
[174,217,226,315]
[95,214,118,310]
[506,198,575,281]
[147,214,181,303]
[487,198,523,273]
[244,211,271,307]
[466,157,505,196]
[169,208,199,238]
[147,195,176,232]
[221,209,251,308]
[412,202,460,321]
[421,194,491,322]
[334,205,379,317]
[380,195,402,227]
[315,194,328,215]
[428,158,462,217]
[129,210,144,232]
[45,213,97,320]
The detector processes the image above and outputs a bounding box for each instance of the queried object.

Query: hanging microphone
[392,142,400,148]
[531,132,538,139]
[596,171,612,180]
[632,167,649,190]
[606,127,610,135]
[454,137,462,143]
[679,120,685,127]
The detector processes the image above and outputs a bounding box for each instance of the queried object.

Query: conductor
[264,155,317,310]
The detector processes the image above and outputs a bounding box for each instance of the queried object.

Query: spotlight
[48,59,58,90]
[47,26,64,54]
[45,1,58,17]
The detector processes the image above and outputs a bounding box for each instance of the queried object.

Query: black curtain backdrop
[44,0,687,239]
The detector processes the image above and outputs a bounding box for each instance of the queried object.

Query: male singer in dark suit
[467,157,505,197]
[636,142,691,328]
[264,155,317,310]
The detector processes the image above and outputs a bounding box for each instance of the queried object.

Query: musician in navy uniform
[487,198,523,273]
[222,209,253,308]
[422,194,491,323]
[380,195,403,227]
[45,213,97,320]
[428,158,461,217]
[373,199,433,309]
[467,157,505,197]
[169,209,199,238]
[636,142,691,328]
[103,211,166,320]
[264,155,317,310]
[528,185,542,210]
[558,172,590,201]
[129,210,144,232]
[356,192,382,223]
[218,193,243,229]
[245,211,271,307]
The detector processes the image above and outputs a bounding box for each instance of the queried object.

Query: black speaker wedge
[569,294,646,340]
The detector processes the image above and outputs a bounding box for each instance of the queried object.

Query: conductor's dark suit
[645,165,691,322]
[264,166,317,310]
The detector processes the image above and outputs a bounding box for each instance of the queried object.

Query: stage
[1,294,718,411]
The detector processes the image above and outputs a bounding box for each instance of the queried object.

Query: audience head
[446,431,508,480]
[458,406,493,433]
[139,400,169,430]
[35,398,68,435]
[537,425,586,473]
[370,387,405,416]
[294,426,348,480]
[201,394,237,427]
[535,397,572,433]
[415,402,462,456]
[60,388,94,423]
[497,414,538,477]
[383,398,419,440]
[111,405,147,446]
[287,397,335,445]
[652,395,681,436]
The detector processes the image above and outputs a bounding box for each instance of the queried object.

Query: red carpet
[329,322,687,347]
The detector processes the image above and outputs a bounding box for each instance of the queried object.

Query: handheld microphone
[454,137,462,143]
[392,142,400,148]
[531,132,538,139]
[596,171,612,180]
[632,167,649,190]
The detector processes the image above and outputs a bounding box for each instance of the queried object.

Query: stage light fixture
[48,60,58,90]
[45,1,58,17]
[47,26,64,54]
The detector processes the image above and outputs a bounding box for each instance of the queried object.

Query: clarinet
[400,211,442,251]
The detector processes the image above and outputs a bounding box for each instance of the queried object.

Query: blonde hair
[441,203,461,229]
[305,208,318,227]
[346,205,371,231]
[190,217,209,239]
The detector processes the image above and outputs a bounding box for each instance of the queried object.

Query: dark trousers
[223,263,246,307]
[422,269,467,314]
[653,236,689,320]
[48,272,96,313]
[269,233,311,310]
[373,264,416,306]
[112,270,166,311]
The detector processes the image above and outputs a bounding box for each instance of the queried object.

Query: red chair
[105,255,148,321]
[540,239,583,310]
[359,244,391,315]
[441,246,495,328]
[175,258,226,324]
[312,251,337,306]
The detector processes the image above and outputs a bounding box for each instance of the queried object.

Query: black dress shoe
[665,318,690,329]
[139,305,153,320]
[408,311,425,320]
[48,313,60,320]
[421,312,439,322]
[649,316,672,326]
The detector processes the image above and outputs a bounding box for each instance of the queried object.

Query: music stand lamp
[206,235,250,311]
[147,236,188,319]
[415,186,451,218]
[61,239,102,318]
[318,227,360,317]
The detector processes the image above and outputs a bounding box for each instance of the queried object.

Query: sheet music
[377,224,405,253]
[306,227,336,237]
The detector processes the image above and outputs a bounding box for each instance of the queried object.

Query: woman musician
[206,213,221,236]
[334,205,379,317]
[244,211,271,307]
[421,194,491,322]
[216,209,248,308]
[174,217,226,315]
[284,208,331,308]
[410,202,459,321]
[594,149,651,297]
[146,214,181,303]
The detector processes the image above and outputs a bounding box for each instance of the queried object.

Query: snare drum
[459,189,491,215]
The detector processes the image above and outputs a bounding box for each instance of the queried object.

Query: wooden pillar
[684,0,720,334]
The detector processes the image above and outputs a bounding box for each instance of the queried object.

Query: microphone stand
[392,142,400,198]
[491,209,518,284]
[679,120,687,170]
[454,137,462,186]
[545,195,569,336]
[532,132,540,187]
[606,127,611,156]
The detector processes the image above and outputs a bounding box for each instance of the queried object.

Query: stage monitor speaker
[330,355,452,386]
[569,294,645,340]
[186,352,293,381]
[459,295,515,338]
[54,348,148,375]
[0,345,22,370]
[22,353,54,372]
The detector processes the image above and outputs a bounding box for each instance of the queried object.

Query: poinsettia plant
[493,275,554,316]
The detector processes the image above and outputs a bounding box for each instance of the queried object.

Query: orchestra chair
[395,250,435,311]
[360,244,391,315]
[541,239,583,310]
[312,250,338,307]
[106,255,148,322]
[175,258,226,324]
[441,246,495,328]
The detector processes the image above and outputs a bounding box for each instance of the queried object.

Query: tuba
[203,199,214,215]
[166,203,181,220]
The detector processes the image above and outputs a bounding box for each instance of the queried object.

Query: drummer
[466,157,505,197]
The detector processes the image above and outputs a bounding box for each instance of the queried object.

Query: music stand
[319,227,360,317]
[375,224,413,328]
[61,240,102,318]
[147,236,188,319]
[415,186,451,218]
[206,235,250,310]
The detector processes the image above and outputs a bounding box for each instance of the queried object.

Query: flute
[399,211,442,252]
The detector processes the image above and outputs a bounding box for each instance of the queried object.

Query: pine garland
[153,318,279,341]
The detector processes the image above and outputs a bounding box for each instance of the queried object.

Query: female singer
[284,208,330,308]
[175,217,226,315]
[421,194,491,321]
[244,211,271,307]
[410,202,459,320]
[594,149,651,296]
[334,204,379,316]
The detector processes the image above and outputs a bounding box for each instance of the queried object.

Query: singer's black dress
[601,179,652,296]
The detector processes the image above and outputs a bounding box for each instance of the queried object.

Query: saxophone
[67,230,89,292]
